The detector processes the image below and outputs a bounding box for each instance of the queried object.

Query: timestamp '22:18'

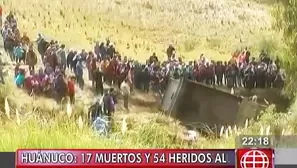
[241,136,271,147]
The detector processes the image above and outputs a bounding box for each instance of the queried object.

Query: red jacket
[24,76,33,91]
[68,80,75,95]
[0,7,2,16]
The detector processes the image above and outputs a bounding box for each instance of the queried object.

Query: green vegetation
[272,0,297,99]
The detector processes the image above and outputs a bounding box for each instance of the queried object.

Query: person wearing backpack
[13,43,24,63]
[15,69,25,88]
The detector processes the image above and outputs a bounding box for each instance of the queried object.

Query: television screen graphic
[1,1,297,168]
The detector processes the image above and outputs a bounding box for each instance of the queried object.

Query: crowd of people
[173,49,286,90]
[0,10,287,124]
[0,12,128,123]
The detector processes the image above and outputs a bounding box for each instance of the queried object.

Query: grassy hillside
[4,0,274,61]
[1,0,295,150]
[1,80,296,151]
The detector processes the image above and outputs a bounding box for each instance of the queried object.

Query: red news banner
[16,149,274,168]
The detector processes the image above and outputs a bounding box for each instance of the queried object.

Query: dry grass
[4,0,273,61]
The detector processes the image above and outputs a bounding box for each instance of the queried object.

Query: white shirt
[120,82,130,96]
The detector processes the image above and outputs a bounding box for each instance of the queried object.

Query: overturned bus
[161,78,265,130]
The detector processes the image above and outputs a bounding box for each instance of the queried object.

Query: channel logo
[237,149,274,168]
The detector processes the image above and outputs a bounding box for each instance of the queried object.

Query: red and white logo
[237,149,274,168]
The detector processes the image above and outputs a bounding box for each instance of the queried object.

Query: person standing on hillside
[0,5,2,28]
[45,40,58,70]
[141,66,150,92]
[55,73,68,103]
[13,43,24,63]
[120,79,130,110]
[93,67,104,95]
[86,51,94,83]
[0,55,4,84]
[99,42,107,59]
[107,43,115,58]
[8,13,17,32]
[67,76,75,104]
[13,26,21,43]
[15,69,25,88]
[56,44,67,71]
[109,88,117,105]
[21,32,30,57]
[6,12,13,24]
[75,59,84,90]
[21,32,30,45]
[166,44,175,61]
[90,55,98,87]
[103,90,115,122]
[26,44,37,72]
[94,41,101,59]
